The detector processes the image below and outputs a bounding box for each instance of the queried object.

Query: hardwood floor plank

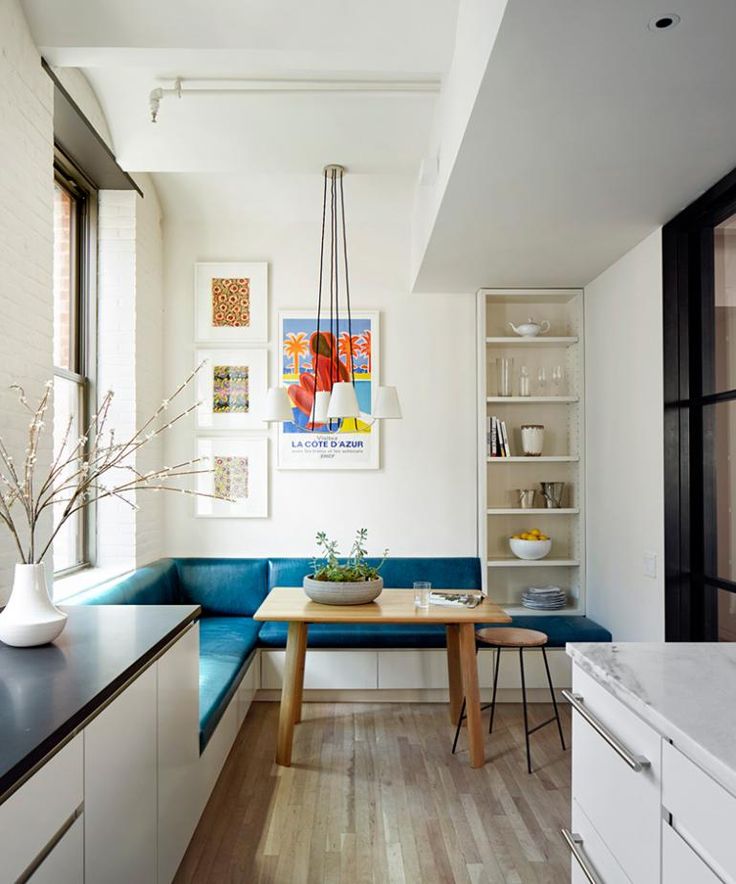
[175,702,571,884]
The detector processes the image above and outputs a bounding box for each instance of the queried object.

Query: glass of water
[414,581,431,609]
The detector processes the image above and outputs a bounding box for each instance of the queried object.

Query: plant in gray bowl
[303,528,388,605]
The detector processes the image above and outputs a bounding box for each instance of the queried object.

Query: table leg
[458,623,485,768]
[446,625,463,724]
[276,621,308,766]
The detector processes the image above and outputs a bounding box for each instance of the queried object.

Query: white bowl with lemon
[509,529,552,560]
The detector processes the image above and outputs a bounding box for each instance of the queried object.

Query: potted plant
[303,529,388,605]
[0,364,226,647]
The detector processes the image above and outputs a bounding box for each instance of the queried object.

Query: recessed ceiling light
[648,13,681,31]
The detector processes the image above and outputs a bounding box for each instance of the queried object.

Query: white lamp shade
[373,385,402,419]
[326,382,360,419]
[263,387,294,422]
[312,390,331,424]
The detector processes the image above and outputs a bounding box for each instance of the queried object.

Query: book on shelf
[488,416,511,457]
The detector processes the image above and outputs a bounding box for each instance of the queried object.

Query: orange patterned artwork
[211,278,251,327]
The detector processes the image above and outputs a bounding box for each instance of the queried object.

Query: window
[663,167,736,640]
[52,153,97,575]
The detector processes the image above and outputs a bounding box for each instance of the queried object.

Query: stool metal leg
[519,648,532,774]
[542,645,566,751]
[488,647,501,735]
[451,697,466,755]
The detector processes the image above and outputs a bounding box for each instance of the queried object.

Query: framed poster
[277,310,380,470]
[194,262,268,342]
[196,436,268,518]
[195,349,267,430]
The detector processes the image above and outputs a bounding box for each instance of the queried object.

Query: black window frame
[663,164,736,640]
[52,147,98,577]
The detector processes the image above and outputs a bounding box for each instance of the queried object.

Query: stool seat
[476,627,548,648]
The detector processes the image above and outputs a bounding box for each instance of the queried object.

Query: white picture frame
[196,436,268,518]
[195,349,268,430]
[194,262,268,343]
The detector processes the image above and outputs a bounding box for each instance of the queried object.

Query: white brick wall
[0,0,54,601]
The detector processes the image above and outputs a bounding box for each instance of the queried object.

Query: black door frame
[663,164,736,640]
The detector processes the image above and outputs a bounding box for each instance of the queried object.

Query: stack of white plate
[521,585,567,610]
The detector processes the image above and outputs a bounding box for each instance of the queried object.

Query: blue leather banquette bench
[69,557,611,750]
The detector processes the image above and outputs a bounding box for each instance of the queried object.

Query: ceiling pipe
[148,76,440,122]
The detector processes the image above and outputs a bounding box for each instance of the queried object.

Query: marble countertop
[568,642,736,795]
[0,604,199,803]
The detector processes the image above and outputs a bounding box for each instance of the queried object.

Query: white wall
[0,0,54,599]
[159,172,478,559]
[585,229,665,640]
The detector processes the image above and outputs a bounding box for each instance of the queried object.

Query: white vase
[0,563,67,647]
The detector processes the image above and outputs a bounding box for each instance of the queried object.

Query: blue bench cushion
[198,617,260,749]
[71,559,179,606]
[504,615,611,647]
[174,558,268,616]
[258,621,449,649]
[268,557,482,592]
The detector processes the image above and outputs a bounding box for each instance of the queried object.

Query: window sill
[53,566,133,603]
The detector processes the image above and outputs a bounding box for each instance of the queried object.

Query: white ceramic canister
[520,424,544,457]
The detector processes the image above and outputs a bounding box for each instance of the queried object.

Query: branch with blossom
[0,362,230,564]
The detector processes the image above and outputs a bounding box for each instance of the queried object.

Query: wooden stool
[451,627,566,773]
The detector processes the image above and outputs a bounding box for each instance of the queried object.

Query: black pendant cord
[339,172,358,431]
[311,171,329,430]
[328,169,338,431]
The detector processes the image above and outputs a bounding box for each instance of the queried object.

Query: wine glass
[552,365,564,393]
[537,367,547,394]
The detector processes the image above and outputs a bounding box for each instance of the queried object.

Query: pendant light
[264,164,401,428]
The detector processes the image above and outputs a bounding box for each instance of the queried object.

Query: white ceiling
[412,0,736,290]
[23,0,459,174]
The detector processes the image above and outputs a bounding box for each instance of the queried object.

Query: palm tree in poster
[357,330,372,375]
[338,331,360,373]
[283,332,309,377]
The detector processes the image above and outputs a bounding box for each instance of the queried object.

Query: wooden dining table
[253,587,512,768]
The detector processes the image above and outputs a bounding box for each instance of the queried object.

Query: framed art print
[196,436,268,518]
[276,310,380,470]
[195,262,268,342]
[195,349,267,430]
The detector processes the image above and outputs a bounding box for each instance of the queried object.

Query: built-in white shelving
[486,456,579,463]
[485,336,579,347]
[486,507,580,515]
[478,287,585,614]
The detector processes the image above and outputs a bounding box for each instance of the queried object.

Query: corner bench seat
[69,557,611,750]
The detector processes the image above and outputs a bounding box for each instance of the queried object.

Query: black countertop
[0,604,199,803]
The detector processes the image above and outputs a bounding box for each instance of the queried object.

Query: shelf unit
[478,288,585,615]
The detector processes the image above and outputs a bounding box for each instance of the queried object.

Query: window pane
[53,183,77,372]
[53,375,83,571]
[715,587,736,641]
[706,399,736,582]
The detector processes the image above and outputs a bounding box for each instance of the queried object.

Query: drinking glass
[414,581,431,609]
[496,357,514,397]
[519,364,530,397]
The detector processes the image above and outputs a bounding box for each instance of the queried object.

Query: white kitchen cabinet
[157,624,200,884]
[570,666,661,883]
[662,822,722,884]
[568,799,630,884]
[261,649,377,689]
[84,664,158,884]
[30,816,84,884]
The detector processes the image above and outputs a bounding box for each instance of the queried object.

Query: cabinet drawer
[378,650,448,688]
[30,815,83,884]
[0,734,83,882]
[261,650,377,689]
[569,799,631,883]
[571,665,661,883]
[663,740,736,882]
[662,822,721,884]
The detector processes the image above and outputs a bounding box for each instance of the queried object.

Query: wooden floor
[175,701,572,884]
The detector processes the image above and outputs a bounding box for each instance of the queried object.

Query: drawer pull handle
[562,690,650,772]
[561,829,604,884]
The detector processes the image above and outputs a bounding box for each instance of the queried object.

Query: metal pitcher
[517,489,536,509]
[540,482,565,509]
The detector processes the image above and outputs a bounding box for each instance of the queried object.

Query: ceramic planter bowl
[509,538,552,561]
[303,575,383,606]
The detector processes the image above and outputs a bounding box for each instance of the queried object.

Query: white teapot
[508,317,551,337]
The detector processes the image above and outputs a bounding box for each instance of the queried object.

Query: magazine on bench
[429,591,482,608]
